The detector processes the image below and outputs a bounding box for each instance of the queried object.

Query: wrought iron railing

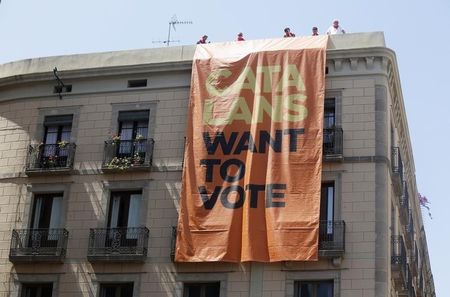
[399,181,409,226]
[318,220,345,253]
[171,226,177,261]
[391,235,408,291]
[26,143,76,171]
[87,227,149,261]
[102,139,154,170]
[323,127,343,158]
[9,228,68,262]
[391,235,407,268]
[391,147,404,195]
[405,211,414,248]
[407,265,413,297]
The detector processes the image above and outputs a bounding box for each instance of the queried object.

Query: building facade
[0,32,436,297]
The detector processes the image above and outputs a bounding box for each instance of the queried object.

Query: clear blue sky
[1,0,449,295]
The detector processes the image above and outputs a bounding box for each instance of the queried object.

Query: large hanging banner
[176,36,328,262]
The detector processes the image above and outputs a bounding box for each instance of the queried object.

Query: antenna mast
[165,14,192,47]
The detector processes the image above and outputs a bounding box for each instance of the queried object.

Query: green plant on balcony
[57,140,69,149]
[42,154,58,167]
[106,156,132,170]
[131,152,145,166]
[134,134,144,142]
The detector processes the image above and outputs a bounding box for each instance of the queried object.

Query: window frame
[20,283,53,297]
[321,172,342,221]
[92,274,141,297]
[99,282,134,297]
[21,184,70,231]
[107,190,143,228]
[99,180,149,229]
[285,271,340,297]
[294,280,334,297]
[183,282,221,297]
[175,273,227,297]
[324,90,342,128]
[34,107,80,145]
[12,274,59,297]
[110,103,157,142]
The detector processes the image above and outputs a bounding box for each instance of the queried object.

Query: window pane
[300,283,313,297]
[120,283,134,297]
[324,99,335,129]
[22,283,53,297]
[100,283,133,297]
[296,281,333,297]
[204,283,220,297]
[184,283,220,297]
[185,284,201,297]
[317,282,333,297]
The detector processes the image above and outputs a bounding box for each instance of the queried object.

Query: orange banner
[176,36,328,262]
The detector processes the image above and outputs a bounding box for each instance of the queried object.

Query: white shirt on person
[327,25,345,35]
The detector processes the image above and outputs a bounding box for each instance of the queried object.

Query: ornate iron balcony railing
[102,139,154,171]
[87,227,149,262]
[318,220,345,256]
[26,143,76,173]
[391,146,404,195]
[399,181,409,226]
[391,235,408,290]
[9,228,69,263]
[405,211,415,249]
[323,127,343,160]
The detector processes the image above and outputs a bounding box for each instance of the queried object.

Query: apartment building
[0,32,436,297]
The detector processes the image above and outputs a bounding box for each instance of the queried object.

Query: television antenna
[154,14,192,47]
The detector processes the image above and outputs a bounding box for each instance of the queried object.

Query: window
[319,182,334,243]
[42,115,73,166]
[320,182,335,228]
[184,283,220,297]
[108,191,142,229]
[29,193,63,245]
[127,79,147,88]
[107,190,142,242]
[21,283,53,297]
[100,283,133,297]
[294,281,333,297]
[117,110,149,161]
[31,193,63,230]
[323,99,336,129]
[323,99,336,155]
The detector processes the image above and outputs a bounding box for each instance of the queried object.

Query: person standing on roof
[283,27,296,38]
[237,32,245,41]
[197,35,208,44]
[312,27,319,36]
[327,19,346,35]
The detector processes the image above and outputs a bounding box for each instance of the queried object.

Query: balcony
[318,220,346,257]
[404,211,414,249]
[399,181,410,226]
[417,271,424,297]
[391,147,404,196]
[406,265,414,297]
[391,235,408,292]
[25,143,76,175]
[87,227,149,262]
[170,220,346,261]
[323,127,343,162]
[411,242,419,277]
[102,139,154,172]
[9,228,69,263]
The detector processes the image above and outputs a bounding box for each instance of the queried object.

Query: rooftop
[0,32,386,81]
